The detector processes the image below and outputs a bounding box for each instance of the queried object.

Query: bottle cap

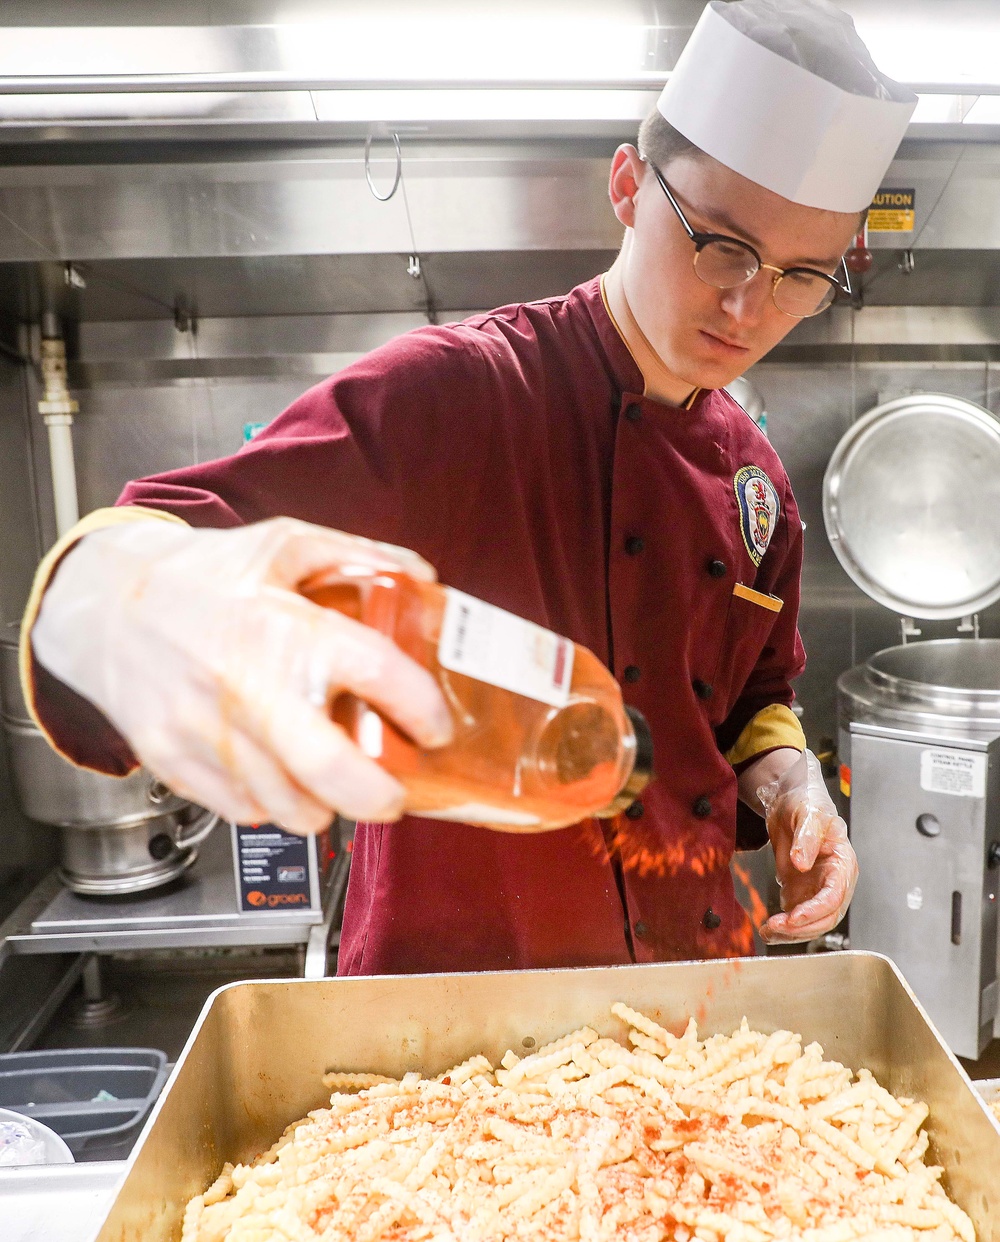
[597,707,654,817]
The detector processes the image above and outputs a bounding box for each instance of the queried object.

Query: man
[21,0,914,974]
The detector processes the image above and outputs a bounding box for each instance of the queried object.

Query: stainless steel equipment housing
[839,639,1000,1059]
[94,954,1000,1242]
[0,627,219,895]
[57,806,218,897]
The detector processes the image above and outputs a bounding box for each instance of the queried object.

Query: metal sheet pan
[92,952,1000,1242]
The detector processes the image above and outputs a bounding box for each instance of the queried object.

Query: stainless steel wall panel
[70,381,209,514]
[0,358,40,624]
[0,358,56,919]
[0,252,615,326]
[0,148,624,262]
[0,139,997,264]
[76,313,428,361]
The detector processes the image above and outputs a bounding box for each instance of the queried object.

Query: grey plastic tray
[0,1049,168,1161]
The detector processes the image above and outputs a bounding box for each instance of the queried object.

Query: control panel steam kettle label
[919,748,986,799]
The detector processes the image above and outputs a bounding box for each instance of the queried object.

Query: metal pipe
[0,73,674,93]
[0,73,991,96]
[37,325,80,539]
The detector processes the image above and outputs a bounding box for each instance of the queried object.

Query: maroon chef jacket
[87,277,804,973]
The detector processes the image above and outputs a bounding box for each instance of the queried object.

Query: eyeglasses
[647,161,852,318]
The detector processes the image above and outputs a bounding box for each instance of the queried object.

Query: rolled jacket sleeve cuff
[19,505,188,776]
[724,703,806,769]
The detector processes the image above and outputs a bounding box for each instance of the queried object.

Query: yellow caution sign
[868,188,915,232]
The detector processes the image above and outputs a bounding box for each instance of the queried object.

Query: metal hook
[364,132,402,202]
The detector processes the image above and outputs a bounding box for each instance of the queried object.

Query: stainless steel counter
[5,1160,124,1242]
[0,830,349,979]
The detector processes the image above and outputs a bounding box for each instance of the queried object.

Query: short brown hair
[636,109,704,170]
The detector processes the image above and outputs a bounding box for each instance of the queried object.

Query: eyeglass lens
[693,240,837,318]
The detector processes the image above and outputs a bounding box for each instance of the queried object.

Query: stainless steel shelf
[0,828,348,977]
[5,1159,125,1242]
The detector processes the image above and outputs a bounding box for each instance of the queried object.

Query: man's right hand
[31,517,454,835]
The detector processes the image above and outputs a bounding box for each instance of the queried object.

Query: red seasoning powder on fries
[182,1005,974,1242]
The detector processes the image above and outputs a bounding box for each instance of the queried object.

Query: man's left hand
[744,748,858,945]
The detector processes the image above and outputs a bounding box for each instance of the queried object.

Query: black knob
[634,920,648,939]
[692,678,713,700]
[988,842,1000,870]
[623,664,642,684]
[703,908,722,930]
[624,536,645,556]
[707,558,727,579]
[148,833,175,861]
[693,796,712,819]
[624,403,642,423]
[625,801,644,820]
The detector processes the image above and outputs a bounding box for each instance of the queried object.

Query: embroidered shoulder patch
[734,465,780,567]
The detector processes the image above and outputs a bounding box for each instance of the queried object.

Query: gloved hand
[756,749,858,945]
[31,517,454,835]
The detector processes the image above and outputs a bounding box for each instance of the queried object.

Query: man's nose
[718,270,773,325]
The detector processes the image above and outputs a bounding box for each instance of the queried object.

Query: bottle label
[414,802,542,827]
[439,588,574,708]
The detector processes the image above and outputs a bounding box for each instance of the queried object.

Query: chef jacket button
[624,536,645,556]
[625,801,644,820]
[693,796,712,819]
[692,678,713,700]
[634,920,648,939]
[624,402,642,423]
[707,558,727,578]
[703,908,722,930]
[622,664,641,684]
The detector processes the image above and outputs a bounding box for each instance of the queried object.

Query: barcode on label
[439,589,573,708]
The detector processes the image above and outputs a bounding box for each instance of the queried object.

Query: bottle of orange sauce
[299,566,653,831]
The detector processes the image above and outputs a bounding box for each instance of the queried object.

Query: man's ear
[609,145,643,229]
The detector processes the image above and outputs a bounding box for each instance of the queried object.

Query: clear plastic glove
[32,517,454,834]
[756,749,858,945]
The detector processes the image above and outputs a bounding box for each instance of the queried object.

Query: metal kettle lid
[823,393,1000,620]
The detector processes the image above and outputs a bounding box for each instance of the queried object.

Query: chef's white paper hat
[656,0,917,212]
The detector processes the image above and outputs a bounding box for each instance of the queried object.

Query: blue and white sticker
[734,465,779,567]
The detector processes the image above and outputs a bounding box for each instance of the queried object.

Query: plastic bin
[0,1049,168,1161]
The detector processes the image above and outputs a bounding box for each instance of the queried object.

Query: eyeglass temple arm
[653,168,697,241]
[839,256,853,296]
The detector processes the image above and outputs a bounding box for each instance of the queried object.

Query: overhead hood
[0,1,999,142]
[0,1,998,322]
